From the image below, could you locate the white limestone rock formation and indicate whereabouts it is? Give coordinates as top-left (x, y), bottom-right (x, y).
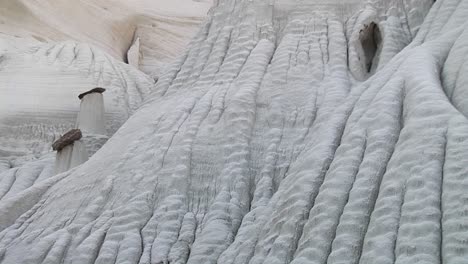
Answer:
top-left (76, 88), bottom-right (107, 135)
top-left (0, 0), bottom-right (211, 77)
top-left (127, 38), bottom-right (142, 69)
top-left (52, 129), bottom-right (88, 174)
top-left (74, 86), bottom-right (111, 158)
top-left (0, 40), bottom-right (154, 162)
top-left (0, 0), bottom-right (210, 167)
top-left (54, 141), bottom-right (88, 175)
top-left (3, 0), bottom-right (468, 264)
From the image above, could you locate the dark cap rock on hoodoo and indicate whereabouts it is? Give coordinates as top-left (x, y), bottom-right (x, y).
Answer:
top-left (52, 129), bottom-right (83, 151)
top-left (78, 87), bottom-right (106, 100)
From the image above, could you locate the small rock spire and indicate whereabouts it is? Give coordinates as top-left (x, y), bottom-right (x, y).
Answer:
top-left (75, 87), bottom-right (107, 134)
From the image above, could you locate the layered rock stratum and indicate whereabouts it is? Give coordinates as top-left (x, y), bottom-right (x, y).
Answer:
top-left (2, 0), bottom-right (468, 264)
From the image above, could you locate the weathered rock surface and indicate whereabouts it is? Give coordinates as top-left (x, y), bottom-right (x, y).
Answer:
top-left (0, 0), bottom-right (211, 76)
top-left (78, 88), bottom-right (106, 100)
top-left (0, 40), bottom-right (154, 160)
top-left (0, 0), bottom-right (210, 163)
top-left (2, 0), bottom-right (468, 264)
top-left (52, 129), bottom-right (82, 152)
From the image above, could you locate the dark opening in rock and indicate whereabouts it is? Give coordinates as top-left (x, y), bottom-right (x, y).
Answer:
top-left (359, 22), bottom-right (381, 73)
top-left (78, 87), bottom-right (106, 100)
top-left (52, 129), bottom-right (82, 151)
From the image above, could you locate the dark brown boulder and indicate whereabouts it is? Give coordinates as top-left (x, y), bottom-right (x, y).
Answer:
top-left (52, 129), bottom-right (82, 151)
top-left (78, 87), bottom-right (106, 100)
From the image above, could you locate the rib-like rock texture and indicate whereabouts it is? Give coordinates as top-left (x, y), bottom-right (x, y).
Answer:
top-left (2, 0), bottom-right (468, 264)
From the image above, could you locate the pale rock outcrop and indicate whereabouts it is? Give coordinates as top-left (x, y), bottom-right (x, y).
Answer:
top-left (52, 129), bottom-right (88, 174)
top-left (0, 40), bottom-right (154, 162)
top-left (53, 87), bottom-right (111, 174)
top-left (76, 88), bottom-right (107, 135)
top-left (0, 0), bottom-right (211, 76)
top-left (127, 38), bottom-right (141, 69)
top-left (0, 0), bottom-right (210, 164)
top-left (2, 1), bottom-right (468, 264)
top-left (55, 141), bottom-right (88, 175)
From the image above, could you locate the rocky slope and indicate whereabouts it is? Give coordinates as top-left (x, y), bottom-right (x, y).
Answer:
top-left (0, 40), bottom-right (154, 161)
top-left (2, 0), bottom-right (468, 264)
top-left (0, 0), bottom-right (211, 76)
top-left (0, 0), bottom-right (210, 165)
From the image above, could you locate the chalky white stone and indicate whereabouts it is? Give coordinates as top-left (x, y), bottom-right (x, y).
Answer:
top-left (76, 91), bottom-right (106, 135)
top-left (0, 41), bottom-right (154, 160)
top-left (0, 0), bottom-right (211, 76)
top-left (2, 0), bottom-right (468, 264)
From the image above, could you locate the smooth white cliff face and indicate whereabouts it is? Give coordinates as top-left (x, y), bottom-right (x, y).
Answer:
top-left (76, 93), bottom-right (106, 135)
top-left (3, 0), bottom-right (468, 264)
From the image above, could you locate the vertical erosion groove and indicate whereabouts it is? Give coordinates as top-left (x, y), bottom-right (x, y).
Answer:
top-left (359, 22), bottom-right (382, 73)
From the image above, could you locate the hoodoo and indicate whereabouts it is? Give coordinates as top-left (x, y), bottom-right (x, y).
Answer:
top-left (76, 87), bottom-right (107, 135)
top-left (53, 129), bottom-right (88, 174)
top-left (53, 87), bottom-right (109, 174)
